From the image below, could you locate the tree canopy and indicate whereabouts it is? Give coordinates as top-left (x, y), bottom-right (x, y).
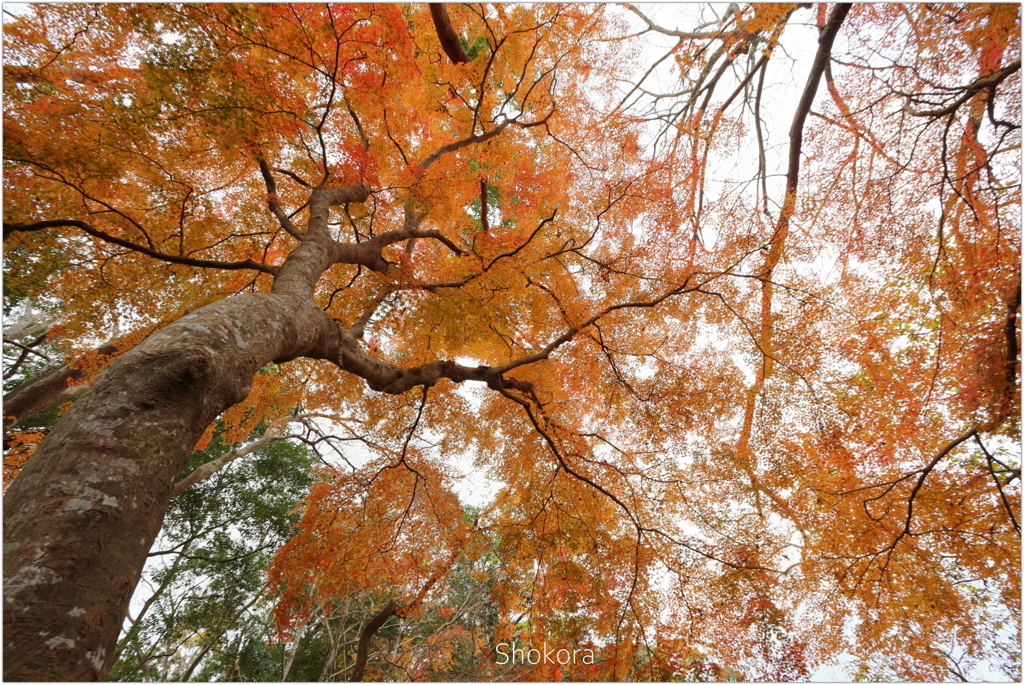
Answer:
top-left (2, 3), bottom-right (1020, 681)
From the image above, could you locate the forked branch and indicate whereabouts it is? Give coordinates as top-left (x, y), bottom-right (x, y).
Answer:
top-left (257, 159), bottom-right (305, 240)
top-left (902, 58), bottom-right (1021, 118)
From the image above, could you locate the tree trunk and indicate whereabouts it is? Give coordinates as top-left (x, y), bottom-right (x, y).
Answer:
top-left (281, 618), bottom-right (307, 681)
top-left (2, 292), bottom-right (336, 680)
top-left (350, 600), bottom-right (398, 682)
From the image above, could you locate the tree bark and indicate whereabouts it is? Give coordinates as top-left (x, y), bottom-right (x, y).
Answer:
top-left (3, 342), bottom-right (118, 433)
top-left (2, 293), bottom-right (336, 680)
top-left (350, 600), bottom-right (398, 682)
top-left (428, 4), bottom-right (471, 64)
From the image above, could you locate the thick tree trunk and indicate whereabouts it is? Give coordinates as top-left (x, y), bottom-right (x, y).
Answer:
top-left (2, 140), bottom-right (520, 683)
top-left (2, 292), bottom-right (335, 680)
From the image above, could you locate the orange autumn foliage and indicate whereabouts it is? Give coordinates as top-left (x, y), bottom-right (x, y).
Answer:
top-left (3, 3), bottom-right (1019, 681)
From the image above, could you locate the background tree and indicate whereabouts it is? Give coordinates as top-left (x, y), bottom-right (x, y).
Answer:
top-left (108, 425), bottom-right (315, 681)
top-left (3, 3), bottom-right (1019, 682)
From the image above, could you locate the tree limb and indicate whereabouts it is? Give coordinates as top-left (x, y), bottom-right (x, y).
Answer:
top-left (902, 58), bottom-right (1021, 118)
top-left (1004, 274), bottom-right (1020, 388)
top-left (883, 428), bottom-right (979, 553)
top-left (786, 3), bottom-right (851, 195)
top-left (3, 341), bottom-right (119, 433)
top-left (273, 167), bottom-right (311, 188)
top-left (257, 159), bottom-right (305, 240)
top-left (2, 220), bottom-right (280, 275)
top-left (619, 3), bottom-right (723, 40)
top-left (479, 178), bottom-right (490, 233)
top-left (171, 418), bottom-right (303, 496)
top-left (2, 334), bottom-right (51, 366)
top-left (418, 119), bottom-right (512, 170)
top-left (428, 4), bottom-right (471, 64)
top-left (350, 600), bottom-right (399, 681)
top-left (348, 539), bottom-right (465, 680)
top-left (974, 433), bottom-right (1021, 536)
top-left (333, 270), bottom-right (714, 396)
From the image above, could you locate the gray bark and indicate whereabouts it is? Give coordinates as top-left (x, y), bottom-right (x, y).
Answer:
top-left (3, 342), bottom-right (117, 433)
top-left (2, 292), bottom-right (336, 679)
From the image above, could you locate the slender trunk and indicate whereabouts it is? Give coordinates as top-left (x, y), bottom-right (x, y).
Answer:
top-left (178, 592), bottom-right (261, 682)
top-left (177, 640), bottom-right (216, 683)
top-left (318, 617), bottom-right (339, 682)
top-left (2, 292), bottom-right (336, 680)
top-left (350, 601), bottom-right (398, 682)
top-left (112, 536), bottom-right (195, 667)
top-left (281, 619), bottom-right (307, 681)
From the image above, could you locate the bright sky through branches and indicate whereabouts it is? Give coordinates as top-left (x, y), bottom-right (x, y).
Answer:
top-left (2, 3), bottom-right (1019, 681)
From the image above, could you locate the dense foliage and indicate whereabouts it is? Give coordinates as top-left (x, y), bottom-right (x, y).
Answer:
top-left (3, 3), bottom-right (1019, 681)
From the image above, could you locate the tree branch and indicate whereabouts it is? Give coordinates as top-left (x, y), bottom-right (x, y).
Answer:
top-left (1004, 275), bottom-right (1020, 388)
top-left (786, 3), bottom-right (851, 195)
top-left (428, 4), bottom-right (471, 64)
top-left (3, 341), bottom-right (119, 433)
top-left (273, 167), bottom-right (311, 188)
top-left (348, 535), bottom-right (466, 680)
top-left (3, 220), bottom-right (280, 275)
top-left (902, 58), bottom-right (1021, 118)
top-left (974, 433), bottom-right (1021, 536)
top-left (418, 119), bottom-right (512, 170)
top-left (2, 334), bottom-right (51, 366)
top-left (350, 600), bottom-right (399, 682)
top-left (479, 178), bottom-right (490, 233)
top-left (349, 289), bottom-right (394, 339)
top-left (883, 428), bottom-right (979, 553)
top-left (171, 418), bottom-right (303, 496)
top-left (333, 327), bottom-right (534, 396)
top-left (257, 159), bottom-right (305, 240)
top-left (619, 3), bottom-right (723, 40)
top-left (333, 271), bottom-right (711, 397)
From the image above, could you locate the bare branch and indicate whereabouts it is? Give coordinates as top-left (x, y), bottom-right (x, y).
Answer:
top-left (257, 159), bottom-right (305, 240)
top-left (345, 101), bottom-right (371, 152)
top-left (902, 58), bottom-right (1021, 118)
top-left (618, 3), bottom-right (723, 40)
top-left (172, 415), bottom-right (306, 495)
top-left (2, 334), bottom-right (51, 366)
top-left (3, 220), bottom-right (280, 275)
